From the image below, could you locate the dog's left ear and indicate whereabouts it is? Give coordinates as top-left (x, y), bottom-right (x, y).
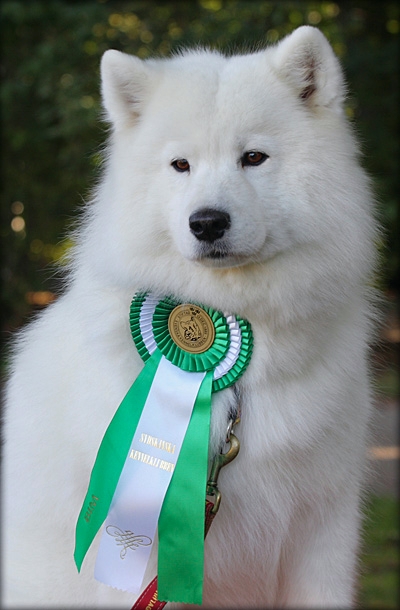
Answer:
top-left (272, 26), bottom-right (345, 113)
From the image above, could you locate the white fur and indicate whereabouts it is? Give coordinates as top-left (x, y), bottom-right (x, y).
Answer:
top-left (3, 27), bottom-right (376, 608)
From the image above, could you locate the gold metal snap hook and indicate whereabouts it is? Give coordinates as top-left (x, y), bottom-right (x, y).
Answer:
top-left (206, 432), bottom-right (240, 514)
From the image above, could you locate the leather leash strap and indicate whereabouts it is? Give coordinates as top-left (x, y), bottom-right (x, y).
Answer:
top-left (131, 499), bottom-right (217, 610)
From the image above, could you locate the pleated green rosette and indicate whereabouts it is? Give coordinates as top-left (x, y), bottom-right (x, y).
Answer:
top-left (130, 293), bottom-right (253, 392)
top-left (74, 292), bottom-right (253, 605)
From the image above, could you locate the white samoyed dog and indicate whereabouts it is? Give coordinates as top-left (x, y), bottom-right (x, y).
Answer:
top-left (3, 26), bottom-right (376, 609)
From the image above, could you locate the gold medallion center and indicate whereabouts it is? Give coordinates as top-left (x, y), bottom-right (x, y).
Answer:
top-left (168, 304), bottom-right (215, 354)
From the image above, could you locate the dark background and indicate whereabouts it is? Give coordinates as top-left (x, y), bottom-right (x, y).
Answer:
top-left (1, 0), bottom-right (399, 335)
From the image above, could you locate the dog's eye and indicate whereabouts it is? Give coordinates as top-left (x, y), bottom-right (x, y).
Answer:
top-left (241, 151), bottom-right (269, 167)
top-left (171, 158), bottom-right (190, 173)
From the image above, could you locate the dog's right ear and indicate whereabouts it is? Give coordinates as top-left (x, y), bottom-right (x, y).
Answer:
top-left (100, 50), bottom-right (151, 129)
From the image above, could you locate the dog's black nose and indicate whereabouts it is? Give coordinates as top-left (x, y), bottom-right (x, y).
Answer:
top-left (189, 208), bottom-right (231, 243)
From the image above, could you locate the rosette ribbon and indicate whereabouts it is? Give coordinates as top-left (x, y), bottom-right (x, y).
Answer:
top-left (74, 293), bottom-right (252, 604)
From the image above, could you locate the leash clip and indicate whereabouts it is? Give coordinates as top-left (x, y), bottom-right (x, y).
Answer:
top-left (206, 422), bottom-right (240, 515)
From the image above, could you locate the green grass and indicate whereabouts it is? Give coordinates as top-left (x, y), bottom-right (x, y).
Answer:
top-left (359, 495), bottom-right (399, 608)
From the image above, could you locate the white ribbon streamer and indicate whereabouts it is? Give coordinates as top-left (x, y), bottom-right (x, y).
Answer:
top-left (94, 356), bottom-right (206, 593)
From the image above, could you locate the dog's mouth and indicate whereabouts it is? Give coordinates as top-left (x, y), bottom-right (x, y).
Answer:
top-left (206, 249), bottom-right (229, 260)
top-left (196, 239), bottom-right (232, 260)
top-left (199, 242), bottom-right (230, 261)
top-left (193, 243), bottom-right (252, 268)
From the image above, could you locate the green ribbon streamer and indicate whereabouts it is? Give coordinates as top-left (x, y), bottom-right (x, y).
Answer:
top-left (75, 348), bottom-right (213, 604)
top-left (74, 350), bottom-right (162, 571)
top-left (158, 371), bottom-right (213, 604)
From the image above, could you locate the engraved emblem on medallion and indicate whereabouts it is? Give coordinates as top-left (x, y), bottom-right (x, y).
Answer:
top-left (168, 304), bottom-right (215, 353)
top-left (106, 525), bottom-right (152, 559)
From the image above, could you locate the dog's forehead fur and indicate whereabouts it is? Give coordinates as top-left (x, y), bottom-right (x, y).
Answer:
top-left (143, 55), bottom-right (300, 143)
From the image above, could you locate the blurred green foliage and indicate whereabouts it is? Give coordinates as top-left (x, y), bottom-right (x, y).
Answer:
top-left (360, 495), bottom-right (399, 608)
top-left (1, 0), bottom-right (399, 334)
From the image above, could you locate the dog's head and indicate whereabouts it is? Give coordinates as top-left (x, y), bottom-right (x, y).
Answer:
top-left (84, 27), bottom-right (374, 315)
